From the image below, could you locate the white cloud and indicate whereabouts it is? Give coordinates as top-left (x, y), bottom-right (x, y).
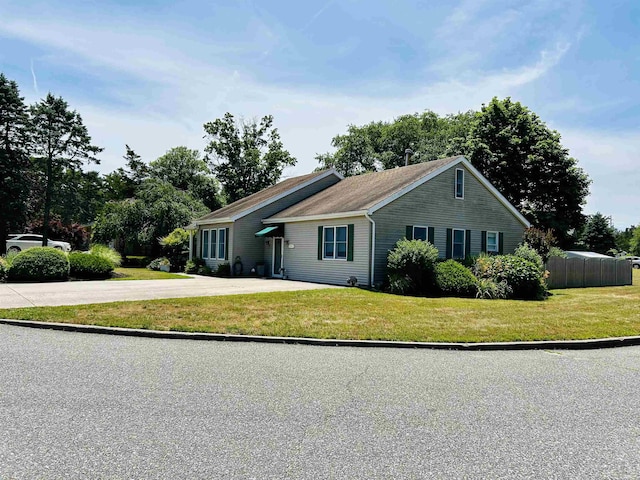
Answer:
top-left (560, 128), bottom-right (640, 228)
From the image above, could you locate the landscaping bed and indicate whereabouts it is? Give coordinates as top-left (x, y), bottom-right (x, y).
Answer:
top-left (0, 271), bottom-right (637, 343)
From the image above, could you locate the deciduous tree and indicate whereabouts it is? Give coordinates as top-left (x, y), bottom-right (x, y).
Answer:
top-left (204, 113), bottom-right (296, 203)
top-left (464, 98), bottom-right (590, 247)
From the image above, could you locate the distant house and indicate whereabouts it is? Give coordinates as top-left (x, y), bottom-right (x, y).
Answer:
top-left (190, 156), bottom-right (530, 286)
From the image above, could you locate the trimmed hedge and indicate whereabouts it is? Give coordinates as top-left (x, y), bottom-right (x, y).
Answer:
top-left (69, 252), bottom-right (114, 279)
top-left (435, 260), bottom-right (477, 297)
top-left (8, 247), bottom-right (70, 282)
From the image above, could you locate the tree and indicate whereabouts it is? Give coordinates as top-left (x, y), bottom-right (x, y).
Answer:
top-left (0, 74), bottom-right (31, 254)
top-left (614, 225), bottom-right (636, 254)
top-left (464, 98), bottom-right (591, 247)
top-left (316, 110), bottom-right (475, 176)
top-left (29, 93), bottom-right (102, 245)
top-left (580, 212), bottom-right (616, 254)
top-left (92, 179), bottom-right (208, 255)
top-left (522, 227), bottom-right (558, 262)
top-left (204, 113), bottom-right (296, 203)
top-left (149, 146), bottom-right (224, 210)
top-left (629, 226), bottom-right (640, 256)
top-left (104, 145), bottom-right (148, 201)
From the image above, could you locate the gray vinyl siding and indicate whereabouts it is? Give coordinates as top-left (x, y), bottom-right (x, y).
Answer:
top-left (280, 216), bottom-right (371, 286)
top-left (198, 223), bottom-right (233, 271)
top-left (371, 165), bottom-right (527, 284)
top-left (198, 174), bottom-right (340, 275)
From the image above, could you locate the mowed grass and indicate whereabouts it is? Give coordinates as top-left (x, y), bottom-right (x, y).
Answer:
top-left (1, 270), bottom-right (638, 343)
top-left (108, 267), bottom-right (190, 281)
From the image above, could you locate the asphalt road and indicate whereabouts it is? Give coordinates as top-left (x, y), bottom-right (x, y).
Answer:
top-left (1, 325), bottom-right (639, 479)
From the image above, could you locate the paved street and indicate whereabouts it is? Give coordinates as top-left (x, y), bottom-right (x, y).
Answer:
top-left (1, 324), bottom-right (640, 479)
top-left (0, 276), bottom-right (339, 308)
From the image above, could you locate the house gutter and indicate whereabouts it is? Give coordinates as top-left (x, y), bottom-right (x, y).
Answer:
top-left (365, 213), bottom-right (376, 287)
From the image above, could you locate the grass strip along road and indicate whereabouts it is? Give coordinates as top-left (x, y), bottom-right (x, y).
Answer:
top-left (1, 271), bottom-right (638, 343)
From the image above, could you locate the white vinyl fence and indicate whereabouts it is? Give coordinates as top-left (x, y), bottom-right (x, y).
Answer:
top-left (545, 257), bottom-right (633, 289)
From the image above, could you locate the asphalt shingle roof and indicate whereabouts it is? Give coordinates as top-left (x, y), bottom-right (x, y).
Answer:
top-left (195, 170), bottom-right (335, 222)
top-left (267, 156), bottom-right (462, 219)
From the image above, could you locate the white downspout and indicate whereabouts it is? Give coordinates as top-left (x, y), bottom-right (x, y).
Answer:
top-left (365, 213), bottom-right (376, 287)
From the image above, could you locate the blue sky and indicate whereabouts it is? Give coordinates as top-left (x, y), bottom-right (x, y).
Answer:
top-left (1, 0), bottom-right (638, 228)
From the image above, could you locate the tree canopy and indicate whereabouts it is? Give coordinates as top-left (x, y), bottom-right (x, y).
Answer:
top-left (204, 113), bottom-right (296, 203)
top-left (149, 146), bottom-right (224, 211)
top-left (579, 212), bottom-right (616, 254)
top-left (0, 74), bottom-right (31, 254)
top-left (29, 93), bottom-right (102, 244)
top-left (463, 98), bottom-right (590, 247)
top-left (316, 98), bottom-right (590, 247)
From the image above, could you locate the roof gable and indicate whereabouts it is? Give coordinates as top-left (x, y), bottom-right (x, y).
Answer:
top-left (265, 156), bottom-right (530, 228)
top-left (195, 169), bottom-right (342, 224)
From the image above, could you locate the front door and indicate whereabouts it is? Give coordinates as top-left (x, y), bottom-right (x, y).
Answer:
top-left (272, 237), bottom-right (284, 277)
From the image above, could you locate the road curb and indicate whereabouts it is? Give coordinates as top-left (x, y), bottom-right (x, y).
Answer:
top-left (2, 318), bottom-right (640, 350)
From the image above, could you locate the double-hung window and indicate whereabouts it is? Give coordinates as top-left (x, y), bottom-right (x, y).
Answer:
top-left (486, 231), bottom-right (498, 253)
top-left (413, 226), bottom-right (427, 241)
top-left (452, 229), bottom-right (465, 259)
top-left (323, 226), bottom-right (347, 260)
top-left (217, 228), bottom-right (226, 260)
top-left (202, 230), bottom-right (210, 259)
top-left (455, 168), bottom-right (464, 199)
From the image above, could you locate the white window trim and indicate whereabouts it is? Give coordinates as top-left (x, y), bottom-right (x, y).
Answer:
top-left (486, 231), bottom-right (499, 253)
top-left (455, 168), bottom-right (464, 199)
top-left (452, 228), bottom-right (466, 259)
top-left (412, 225), bottom-right (428, 242)
top-left (323, 225), bottom-right (348, 261)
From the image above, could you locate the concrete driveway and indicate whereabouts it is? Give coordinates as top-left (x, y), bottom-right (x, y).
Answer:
top-left (0, 276), bottom-right (340, 308)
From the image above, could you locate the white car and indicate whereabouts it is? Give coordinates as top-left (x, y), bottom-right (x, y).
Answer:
top-left (629, 256), bottom-right (640, 269)
top-left (6, 234), bottom-right (72, 253)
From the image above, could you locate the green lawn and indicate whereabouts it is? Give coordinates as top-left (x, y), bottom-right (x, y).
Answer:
top-left (108, 267), bottom-right (191, 281)
top-left (1, 270), bottom-right (638, 343)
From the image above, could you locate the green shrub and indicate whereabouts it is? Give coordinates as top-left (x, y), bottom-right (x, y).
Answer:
top-left (185, 258), bottom-right (205, 274)
top-left (147, 257), bottom-right (170, 271)
top-left (3, 250), bottom-right (18, 267)
top-left (474, 254), bottom-right (547, 300)
top-left (514, 243), bottom-right (544, 273)
top-left (475, 278), bottom-right (513, 300)
top-left (89, 244), bottom-right (122, 267)
top-left (387, 239), bottom-right (439, 295)
top-left (548, 246), bottom-right (567, 259)
top-left (160, 228), bottom-right (189, 272)
top-left (215, 262), bottom-right (231, 277)
top-left (435, 260), bottom-right (477, 297)
top-left (0, 257), bottom-right (8, 282)
top-left (197, 265), bottom-right (212, 276)
top-left (69, 252), bottom-right (114, 279)
top-left (8, 247), bottom-right (70, 282)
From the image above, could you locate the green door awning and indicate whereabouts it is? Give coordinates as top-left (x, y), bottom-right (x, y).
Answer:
top-left (255, 225), bottom-right (283, 237)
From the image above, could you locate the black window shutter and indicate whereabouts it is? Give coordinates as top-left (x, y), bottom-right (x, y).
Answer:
top-left (224, 228), bottom-right (229, 260)
top-left (465, 230), bottom-right (471, 258)
top-left (317, 226), bottom-right (323, 260)
top-left (481, 231), bottom-right (487, 253)
top-left (347, 224), bottom-right (354, 261)
top-left (446, 228), bottom-right (452, 259)
top-left (499, 232), bottom-right (504, 254)
top-left (428, 227), bottom-right (435, 244)
top-left (405, 225), bottom-right (413, 240)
